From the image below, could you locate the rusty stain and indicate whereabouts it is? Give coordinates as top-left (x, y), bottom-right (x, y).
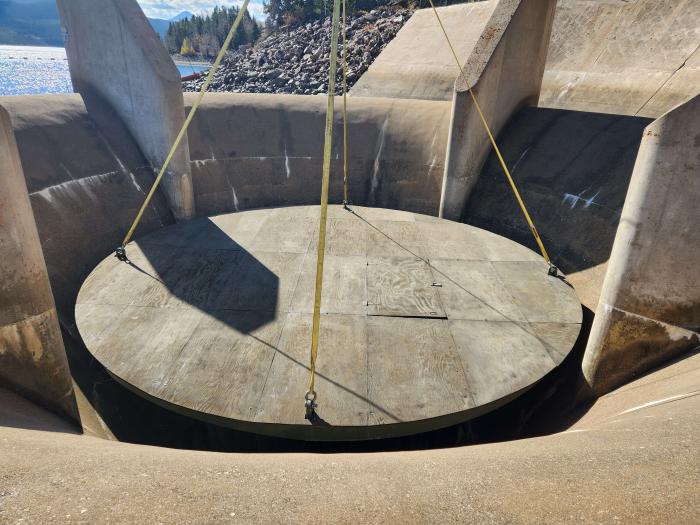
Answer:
top-left (621, 296), bottom-right (700, 333)
top-left (593, 310), bottom-right (700, 396)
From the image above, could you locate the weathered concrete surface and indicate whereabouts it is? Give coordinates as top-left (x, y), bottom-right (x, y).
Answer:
top-left (0, 105), bottom-right (78, 423)
top-left (0, 95), bottom-right (173, 321)
top-left (186, 93), bottom-right (451, 216)
top-left (1, 94), bottom-right (173, 437)
top-left (75, 206), bottom-right (580, 440)
top-left (581, 94), bottom-right (700, 397)
top-left (440, 0), bottom-right (556, 219)
top-left (463, 106), bottom-right (651, 311)
top-left (351, 3), bottom-right (496, 100)
top-left (541, 0), bottom-right (700, 118)
top-left (56, 0), bottom-right (195, 220)
top-left (1, 351), bottom-right (697, 523)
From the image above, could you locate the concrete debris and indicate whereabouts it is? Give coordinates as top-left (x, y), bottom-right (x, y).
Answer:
top-left (183, 6), bottom-right (411, 95)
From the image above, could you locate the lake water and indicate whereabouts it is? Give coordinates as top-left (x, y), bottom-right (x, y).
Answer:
top-left (0, 45), bottom-right (207, 96)
top-left (0, 45), bottom-right (72, 96)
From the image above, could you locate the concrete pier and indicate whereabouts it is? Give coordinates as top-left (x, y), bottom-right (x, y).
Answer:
top-left (351, 3), bottom-right (497, 101)
top-left (582, 94), bottom-right (700, 396)
top-left (439, 0), bottom-right (556, 220)
top-left (57, 0), bottom-right (195, 220)
top-left (0, 106), bottom-right (78, 423)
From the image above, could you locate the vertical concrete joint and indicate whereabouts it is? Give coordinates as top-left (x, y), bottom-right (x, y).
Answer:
top-left (57, 0), bottom-right (194, 221)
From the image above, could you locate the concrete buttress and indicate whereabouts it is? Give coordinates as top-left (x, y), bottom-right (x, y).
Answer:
top-left (582, 94), bottom-right (700, 397)
top-left (0, 106), bottom-right (79, 423)
top-left (56, 0), bottom-right (195, 221)
top-left (439, 0), bottom-right (557, 220)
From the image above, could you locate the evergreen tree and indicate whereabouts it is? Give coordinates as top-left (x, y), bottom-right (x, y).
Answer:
top-left (165, 5), bottom-right (262, 57)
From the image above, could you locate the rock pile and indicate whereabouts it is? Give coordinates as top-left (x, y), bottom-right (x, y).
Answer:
top-left (183, 5), bottom-right (411, 95)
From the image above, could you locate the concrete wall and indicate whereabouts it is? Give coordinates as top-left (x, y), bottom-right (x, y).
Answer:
top-left (1, 93), bottom-right (450, 316)
top-left (186, 93), bottom-right (451, 216)
top-left (0, 105), bottom-right (78, 423)
top-left (0, 95), bottom-right (174, 321)
top-left (56, 0), bottom-right (195, 220)
top-left (351, 3), bottom-right (496, 101)
top-left (440, 0), bottom-right (556, 219)
top-left (541, 0), bottom-right (700, 118)
top-left (462, 106), bottom-right (650, 311)
top-left (582, 94), bottom-right (700, 397)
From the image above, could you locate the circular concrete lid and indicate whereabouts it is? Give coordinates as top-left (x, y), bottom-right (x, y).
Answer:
top-left (76, 205), bottom-right (582, 440)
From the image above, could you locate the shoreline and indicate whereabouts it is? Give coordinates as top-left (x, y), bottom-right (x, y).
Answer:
top-left (1, 44), bottom-right (212, 66)
top-left (173, 60), bottom-right (212, 67)
top-left (171, 55), bottom-right (213, 67)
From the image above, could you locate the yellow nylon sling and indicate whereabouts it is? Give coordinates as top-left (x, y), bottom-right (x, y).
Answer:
top-left (117, 0), bottom-right (251, 258)
top-left (426, 0), bottom-right (554, 270)
top-left (305, 0), bottom-right (343, 418)
top-left (342, 0), bottom-right (349, 206)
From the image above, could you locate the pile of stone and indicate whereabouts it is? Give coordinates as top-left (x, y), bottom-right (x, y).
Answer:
top-left (183, 5), bottom-right (411, 95)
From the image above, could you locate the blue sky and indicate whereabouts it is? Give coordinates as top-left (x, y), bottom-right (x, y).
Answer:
top-left (138, 1), bottom-right (266, 20)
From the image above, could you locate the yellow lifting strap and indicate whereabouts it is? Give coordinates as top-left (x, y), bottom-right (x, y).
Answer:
top-left (305, 0), bottom-right (343, 419)
top-left (341, 0), bottom-right (349, 206)
top-left (117, 0), bottom-right (251, 257)
top-left (426, 0), bottom-right (553, 269)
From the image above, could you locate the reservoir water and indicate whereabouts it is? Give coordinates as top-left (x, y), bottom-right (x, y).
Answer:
top-left (0, 45), bottom-right (72, 96)
top-left (0, 45), bottom-right (207, 96)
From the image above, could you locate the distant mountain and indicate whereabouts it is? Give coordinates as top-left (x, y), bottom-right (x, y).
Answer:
top-left (0, 0), bottom-right (63, 46)
top-left (148, 11), bottom-right (194, 40)
top-left (0, 1), bottom-right (194, 47)
top-left (170, 11), bottom-right (194, 22)
top-left (147, 17), bottom-right (170, 39)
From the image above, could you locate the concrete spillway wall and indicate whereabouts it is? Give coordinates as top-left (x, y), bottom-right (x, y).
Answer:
top-left (0, 95), bottom-right (174, 321)
top-left (462, 95), bottom-right (700, 397)
top-left (186, 93), bottom-right (450, 216)
top-left (462, 106), bottom-right (651, 310)
top-left (355, 0), bottom-right (700, 119)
